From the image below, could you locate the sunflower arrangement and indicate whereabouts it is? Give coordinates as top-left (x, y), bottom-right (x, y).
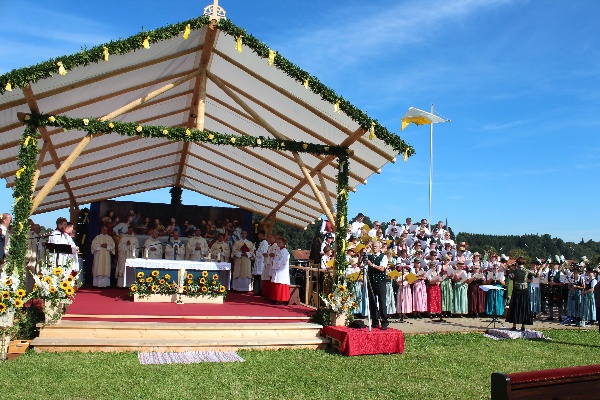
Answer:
top-left (30, 256), bottom-right (80, 310)
top-left (129, 270), bottom-right (177, 298)
top-left (0, 272), bottom-right (25, 317)
top-left (183, 271), bottom-right (227, 298)
top-left (320, 278), bottom-right (356, 316)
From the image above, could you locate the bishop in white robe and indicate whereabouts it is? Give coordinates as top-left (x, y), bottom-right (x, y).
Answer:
top-left (164, 231), bottom-right (185, 260)
top-left (91, 226), bottom-right (116, 287)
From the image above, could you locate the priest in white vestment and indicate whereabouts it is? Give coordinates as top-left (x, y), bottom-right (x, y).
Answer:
top-left (186, 228), bottom-right (209, 261)
top-left (143, 229), bottom-right (163, 260)
top-left (231, 231), bottom-right (254, 292)
top-left (91, 225), bottom-right (116, 287)
top-left (253, 231), bottom-right (268, 295)
top-left (164, 231), bottom-right (185, 260)
top-left (210, 233), bottom-right (230, 262)
top-left (116, 226), bottom-right (139, 287)
top-left (270, 237), bottom-right (290, 303)
top-left (261, 234), bottom-right (278, 297)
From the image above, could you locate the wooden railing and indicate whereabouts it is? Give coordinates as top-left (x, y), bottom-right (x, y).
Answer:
top-left (289, 264), bottom-right (331, 309)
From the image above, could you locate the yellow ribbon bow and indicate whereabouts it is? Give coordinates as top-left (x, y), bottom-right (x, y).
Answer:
top-left (57, 61), bottom-right (66, 76)
top-left (334, 101), bottom-right (341, 114)
top-left (5, 81), bottom-right (11, 91)
top-left (304, 78), bottom-right (309, 89)
top-left (236, 36), bottom-right (243, 53)
top-left (183, 24), bottom-right (191, 40)
top-left (369, 123), bottom-right (376, 140)
top-left (24, 136), bottom-right (31, 146)
top-left (143, 36), bottom-right (150, 49)
top-left (13, 196), bottom-right (22, 206)
top-left (15, 166), bottom-right (26, 179)
top-left (402, 148), bottom-right (409, 162)
top-left (268, 49), bottom-right (276, 66)
top-left (185, 129), bottom-right (191, 137)
top-left (103, 47), bottom-right (109, 61)
top-left (339, 215), bottom-right (345, 228)
top-left (338, 188), bottom-right (347, 199)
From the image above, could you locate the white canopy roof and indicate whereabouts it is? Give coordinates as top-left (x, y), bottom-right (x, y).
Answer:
top-left (0, 17), bottom-right (412, 228)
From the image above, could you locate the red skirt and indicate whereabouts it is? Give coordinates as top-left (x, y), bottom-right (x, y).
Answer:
top-left (269, 283), bottom-right (290, 302)
top-left (427, 284), bottom-right (442, 314)
top-left (262, 280), bottom-right (271, 297)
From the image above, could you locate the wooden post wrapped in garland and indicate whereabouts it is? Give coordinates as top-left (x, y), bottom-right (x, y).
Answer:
top-left (333, 154), bottom-right (350, 285)
top-left (7, 125), bottom-right (40, 283)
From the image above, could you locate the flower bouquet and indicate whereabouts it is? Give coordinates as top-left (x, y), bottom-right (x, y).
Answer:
top-left (30, 256), bottom-right (80, 322)
top-left (320, 279), bottom-right (356, 326)
top-left (183, 271), bottom-right (227, 299)
top-left (0, 272), bottom-right (25, 326)
top-left (129, 270), bottom-right (178, 299)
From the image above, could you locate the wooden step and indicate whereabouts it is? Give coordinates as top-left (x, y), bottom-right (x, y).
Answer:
top-left (31, 336), bottom-right (330, 352)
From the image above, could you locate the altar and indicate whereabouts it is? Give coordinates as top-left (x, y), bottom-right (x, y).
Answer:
top-left (124, 258), bottom-right (231, 289)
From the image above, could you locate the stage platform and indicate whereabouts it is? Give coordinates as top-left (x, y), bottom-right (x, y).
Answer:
top-left (32, 287), bottom-right (328, 353)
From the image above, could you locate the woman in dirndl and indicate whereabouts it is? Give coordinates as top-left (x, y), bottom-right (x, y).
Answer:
top-left (506, 257), bottom-right (534, 331)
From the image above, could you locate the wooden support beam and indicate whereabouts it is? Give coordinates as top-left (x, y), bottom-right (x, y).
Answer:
top-left (206, 70), bottom-right (336, 225)
top-left (31, 140), bottom-right (49, 193)
top-left (317, 171), bottom-right (336, 230)
top-left (27, 68), bottom-right (204, 213)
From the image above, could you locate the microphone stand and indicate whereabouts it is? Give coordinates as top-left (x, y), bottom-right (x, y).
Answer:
top-left (362, 253), bottom-right (372, 332)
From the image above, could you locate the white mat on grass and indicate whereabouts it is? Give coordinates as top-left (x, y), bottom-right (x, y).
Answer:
top-left (484, 328), bottom-right (549, 341)
top-left (138, 351), bottom-right (245, 364)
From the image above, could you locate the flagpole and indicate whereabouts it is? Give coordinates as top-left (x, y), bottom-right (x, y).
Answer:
top-left (429, 103), bottom-right (434, 232)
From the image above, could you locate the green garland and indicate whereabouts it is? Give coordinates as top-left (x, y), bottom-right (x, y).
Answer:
top-left (333, 154), bottom-right (350, 283)
top-left (23, 113), bottom-right (351, 157)
top-left (6, 125), bottom-right (40, 285)
top-left (0, 15), bottom-right (414, 157)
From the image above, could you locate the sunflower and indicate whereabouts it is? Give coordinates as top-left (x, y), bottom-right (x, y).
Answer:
top-left (130, 285), bottom-right (137, 292)
top-left (201, 271), bottom-right (209, 277)
top-left (201, 286), bottom-right (208, 293)
top-left (139, 278), bottom-right (145, 283)
top-left (137, 271), bottom-right (145, 278)
top-left (65, 287), bottom-right (75, 296)
top-left (212, 274), bottom-right (219, 281)
top-left (182, 285), bottom-right (188, 292)
top-left (338, 285), bottom-right (347, 293)
top-left (16, 289), bottom-right (26, 297)
top-left (187, 273), bottom-right (194, 279)
top-left (352, 302), bottom-right (357, 308)
top-left (44, 277), bottom-right (52, 283)
top-left (32, 283), bottom-right (38, 291)
top-left (49, 287), bottom-right (57, 293)
top-left (14, 298), bottom-right (24, 308)
top-left (187, 279), bottom-right (193, 284)
top-left (159, 279), bottom-right (165, 285)
top-left (60, 281), bottom-right (69, 289)
top-left (212, 280), bottom-right (217, 285)
top-left (199, 277), bottom-right (206, 285)
top-left (164, 274), bottom-right (171, 280)
top-left (151, 285), bottom-right (158, 292)
top-left (219, 285), bottom-right (226, 293)
top-left (151, 270), bottom-right (159, 277)
top-left (169, 283), bottom-right (176, 289)
top-left (1, 291), bottom-right (9, 300)
top-left (0, 304), bottom-right (6, 313)
top-left (146, 277), bottom-right (153, 283)
top-left (4, 279), bottom-right (13, 286)
top-left (67, 276), bottom-right (74, 282)
top-left (341, 296), bottom-right (347, 303)
top-left (53, 268), bottom-right (62, 276)
top-left (327, 293), bottom-right (334, 301)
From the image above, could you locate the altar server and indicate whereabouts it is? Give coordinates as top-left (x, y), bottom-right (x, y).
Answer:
top-left (186, 228), bottom-right (209, 261)
top-left (116, 226), bottom-right (138, 287)
top-left (269, 237), bottom-right (290, 304)
top-left (231, 231), bottom-right (254, 292)
top-left (261, 234), bottom-right (277, 297)
top-left (91, 225), bottom-right (115, 287)
top-left (143, 229), bottom-right (163, 260)
top-left (253, 231), bottom-right (268, 295)
top-left (164, 231), bottom-right (185, 261)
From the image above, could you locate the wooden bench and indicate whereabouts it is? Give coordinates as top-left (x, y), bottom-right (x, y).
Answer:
top-left (491, 364), bottom-right (600, 400)
top-left (288, 284), bottom-right (300, 306)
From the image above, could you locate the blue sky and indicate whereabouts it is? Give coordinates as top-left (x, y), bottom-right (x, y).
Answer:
top-left (1, 0), bottom-right (599, 243)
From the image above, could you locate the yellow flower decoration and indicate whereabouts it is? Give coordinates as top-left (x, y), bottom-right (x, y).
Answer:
top-left (334, 100), bottom-right (341, 114)
top-left (15, 299), bottom-right (23, 308)
top-left (338, 285), bottom-right (347, 293)
top-left (44, 277), bottom-right (52, 284)
top-left (212, 274), bottom-right (219, 281)
top-left (136, 125), bottom-right (143, 132)
top-left (201, 286), bottom-right (208, 293)
top-left (235, 35), bottom-right (243, 53)
top-left (327, 293), bottom-right (334, 300)
top-left (200, 277), bottom-right (206, 285)
top-left (302, 143), bottom-right (308, 149)
top-left (57, 61), bottom-right (66, 76)
top-left (139, 279), bottom-right (145, 283)
top-left (137, 271), bottom-right (145, 278)
top-left (0, 304), bottom-right (6, 313)
top-left (60, 281), bottom-right (69, 289)
top-left (159, 279), bottom-right (165, 285)
top-left (202, 271), bottom-right (209, 277)
top-left (169, 283), bottom-right (175, 289)
top-left (146, 277), bottom-right (153, 283)
top-left (187, 279), bottom-right (193, 284)
top-left (208, 133), bottom-right (214, 140)
top-left (304, 78), bottom-right (309, 89)
top-left (142, 36), bottom-right (150, 49)
top-left (182, 285), bottom-right (188, 292)
top-left (4, 279), bottom-right (13, 286)
top-left (151, 270), bottom-right (159, 277)
top-left (83, 118), bottom-right (89, 126)
top-left (402, 148), bottom-right (409, 162)
top-left (131, 285), bottom-right (137, 292)
top-left (162, 129), bottom-right (169, 135)
top-left (15, 167), bottom-right (26, 179)
top-left (212, 280), bottom-right (217, 285)
top-left (151, 285), bottom-right (158, 292)
top-left (230, 137), bottom-right (236, 143)
top-left (53, 267), bottom-right (62, 276)
top-left (65, 287), bottom-right (74, 296)
top-left (185, 129), bottom-right (191, 137)
top-left (1, 291), bottom-right (9, 300)
top-left (164, 274), bottom-right (171, 280)
top-left (187, 273), bottom-right (193, 279)
top-left (256, 138), bottom-right (261, 145)
top-left (32, 284), bottom-right (38, 291)
top-left (108, 122), bottom-right (115, 129)
top-left (24, 114), bottom-right (30, 121)
top-left (103, 47), bottom-right (109, 61)
top-left (5, 81), bottom-right (12, 91)
top-left (268, 49), bottom-right (276, 66)
top-left (219, 285), bottom-right (226, 293)
top-left (24, 136), bottom-right (31, 146)
top-left (369, 122), bottom-right (376, 140)
top-left (183, 24), bottom-right (191, 40)
top-left (49, 287), bottom-right (57, 293)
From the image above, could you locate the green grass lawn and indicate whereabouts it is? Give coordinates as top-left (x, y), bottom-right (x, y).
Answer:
top-left (1, 329), bottom-right (599, 399)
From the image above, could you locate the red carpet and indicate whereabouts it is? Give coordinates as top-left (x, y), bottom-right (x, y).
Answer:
top-left (322, 326), bottom-right (405, 356)
top-left (64, 287), bottom-right (314, 323)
